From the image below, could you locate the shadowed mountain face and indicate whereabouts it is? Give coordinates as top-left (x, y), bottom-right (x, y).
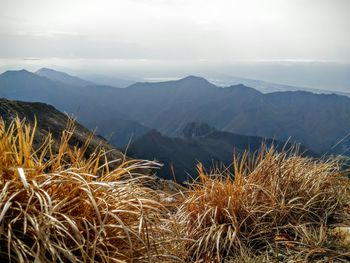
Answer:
top-left (127, 122), bottom-right (309, 182)
top-left (85, 117), bottom-right (150, 148)
top-left (0, 98), bottom-right (124, 161)
top-left (112, 77), bottom-right (350, 154)
top-left (1, 70), bottom-right (350, 155)
top-left (182, 122), bottom-right (215, 138)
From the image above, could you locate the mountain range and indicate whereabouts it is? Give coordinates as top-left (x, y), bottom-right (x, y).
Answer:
top-left (0, 69), bottom-right (147, 147)
top-left (211, 75), bottom-right (350, 97)
top-left (127, 122), bottom-right (310, 182)
top-left (1, 68), bottom-right (350, 157)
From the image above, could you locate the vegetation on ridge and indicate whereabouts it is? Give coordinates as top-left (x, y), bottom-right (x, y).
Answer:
top-left (174, 148), bottom-right (350, 262)
top-left (0, 118), bottom-right (173, 262)
top-left (0, 117), bottom-right (349, 262)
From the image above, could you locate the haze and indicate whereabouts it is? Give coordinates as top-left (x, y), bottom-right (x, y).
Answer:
top-left (1, 0), bottom-right (350, 91)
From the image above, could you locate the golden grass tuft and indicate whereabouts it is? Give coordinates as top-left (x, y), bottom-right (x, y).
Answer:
top-left (1, 117), bottom-right (349, 262)
top-left (175, 147), bottom-right (350, 262)
top-left (0, 118), bottom-right (176, 262)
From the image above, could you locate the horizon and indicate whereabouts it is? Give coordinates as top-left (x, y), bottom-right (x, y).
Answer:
top-left (1, 0), bottom-right (350, 91)
top-left (2, 66), bottom-right (350, 97)
top-left (1, 62), bottom-right (350, 93)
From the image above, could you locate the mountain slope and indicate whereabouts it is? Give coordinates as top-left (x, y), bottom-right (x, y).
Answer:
top-left (87, 117), bottom-right (150, 148)
top-left (0, 98), bottom-right (183, 192)
top-left (0, 69), bottom-right (112, 122)
top-left (0, 98), bottom-right (124, 161)
top-left (113, 77), bottom-right (350, 154)
top-left (36, 67), bottom-right (94, 87)
top-left (127, 122), bottom-right (304, 182)
top-left (0, 70), bottom-right (147, 146)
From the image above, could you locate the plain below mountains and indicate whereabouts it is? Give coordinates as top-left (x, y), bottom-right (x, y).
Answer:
top-left (1, 68), bottom-right (350, 156)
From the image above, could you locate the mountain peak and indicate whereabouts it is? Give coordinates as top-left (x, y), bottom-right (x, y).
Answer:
top-left (36, 67), bottom-right (52, 71)
top-left (36, 67), bottom-right (57, 74)
top-left (2, 69), bottom-right (31, 75)
top-left (180, 75), bottom-right (210, 83)
top-left (225, 83), bottom-right (262, 95)
top-left (36, 67), bottom-right (93, 86)
top-left (1, 69), bottom-right (38, 79)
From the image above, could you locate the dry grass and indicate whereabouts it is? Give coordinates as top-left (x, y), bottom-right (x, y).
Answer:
top-left (0, 118), bottom-right (176, 263)
top-left (174, 147), bottom-right (350, 262)
top-left (1, 117), bottom-right (349, 263)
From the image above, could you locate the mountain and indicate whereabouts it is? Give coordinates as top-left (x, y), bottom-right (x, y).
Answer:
top-left (182, 122), bottom-right (215, 138)
top-left (209, 75), bottom-right (350, 97)
top-left (2, 70), bottom-right (350, 155)
top-left (0, 69), bottom-right (146, 147)
top-left (36, 67), bottom-right (94, 87)
top-left (0, 69), bottom-right (126, 125)
top-left (0, 97), bottom-right (183, 192)
top-left (127, 122), bottom-right (306, 182)
top-left (110, 76), bottom-right (350, 154)
top-left (86, 117), bottom-right (150, 148)
top-left (0, 98), bottom-right (124, 161)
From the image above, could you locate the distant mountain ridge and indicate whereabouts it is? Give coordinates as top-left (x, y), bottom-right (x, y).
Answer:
top-left (127, 122), bottom-right (310, 182)
top-left (1, 69), bottom-right (350, 155)
top-left (36, 67), bottom-right (94, 87)
top-left (0, 69), bottom-right (146, 147)
top-left (209, 75), bottom-right (350, 97)
top-left (110, 76), bottom-right (350, 154)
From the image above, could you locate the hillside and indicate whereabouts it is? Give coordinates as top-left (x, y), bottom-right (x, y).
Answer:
top-left (0, 98), bottom-right (124, 161)
top-left (85, 117), bottom-right (150, 148)
top-left (126, 122), bottom-right (306, 182)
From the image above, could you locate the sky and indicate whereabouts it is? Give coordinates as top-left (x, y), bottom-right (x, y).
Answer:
top-left (0, 0), bottom-right (350, 90)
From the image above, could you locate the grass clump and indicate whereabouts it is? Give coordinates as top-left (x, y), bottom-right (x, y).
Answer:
top-left (1, 117), bottom-right (349, 263)
top-left (175, 147), bottom-right (350, 262)
top-left (0, 118), bottom-right (174, 262)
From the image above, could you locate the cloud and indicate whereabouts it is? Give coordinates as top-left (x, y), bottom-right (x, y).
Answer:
top-left (12, 30), bottom-right (83, 38)
top-left (23, 57), bottom-right (41, 61)
top-left (0, 0), bottom-right (349, 62)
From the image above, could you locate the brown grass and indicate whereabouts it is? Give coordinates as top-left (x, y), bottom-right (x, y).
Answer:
top-left (0, 118), bottom-right (177, 262)
top-left (1, 117), bottom-right (349, 262)
top-left (174, 147), bottom-right (350, 262)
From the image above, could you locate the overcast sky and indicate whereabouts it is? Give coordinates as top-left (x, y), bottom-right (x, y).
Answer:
top-left (0, 0), bottom-right (350, 89)
top-left (1, 0), bottom-right (349, 61)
